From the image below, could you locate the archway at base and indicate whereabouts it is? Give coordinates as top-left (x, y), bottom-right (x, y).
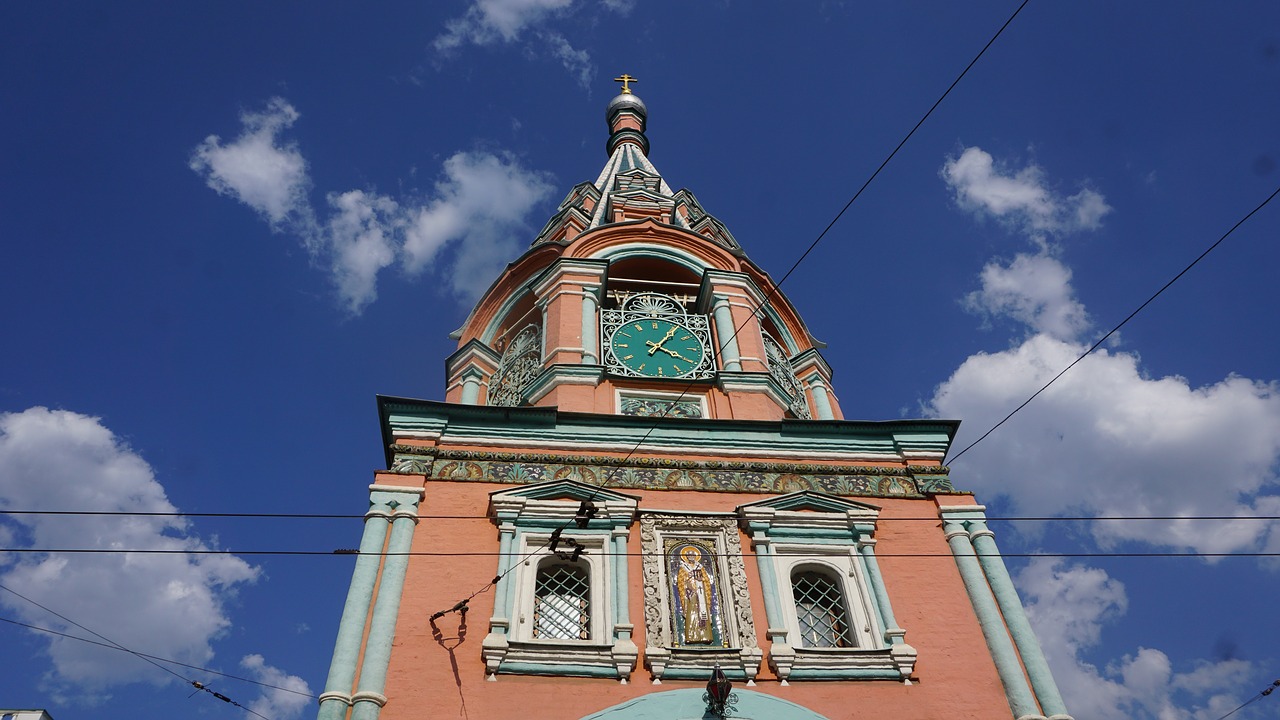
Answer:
top-left (579, 688), bottom-right (832, 720)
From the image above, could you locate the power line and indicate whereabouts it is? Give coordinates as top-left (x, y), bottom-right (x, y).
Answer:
top-left (1214, 677), bottom-right (1279, 720)
top-left (0, 615), bottom-right (317, 699)
top-left (947, 181), bottom-right (1280, 466)
top-left (0, 583), bottom-right (273, 720)
top-left (3, 547), bottom-right (1276, 559)
top-left (4, 509), bottom-right (1278, 522)
top-left (427, 0), bottom-right (1033, 619)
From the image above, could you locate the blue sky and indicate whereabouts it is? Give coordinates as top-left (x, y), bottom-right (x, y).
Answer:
top-left (2, 2), bottom-right (1278, 719)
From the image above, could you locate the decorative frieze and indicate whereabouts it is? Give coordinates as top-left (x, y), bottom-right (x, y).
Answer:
top-left (389, 445), bottom-right (954, 497)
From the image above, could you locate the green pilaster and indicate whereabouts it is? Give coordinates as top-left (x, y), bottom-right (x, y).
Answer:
top-left (349, 490), bottom-right (421, 720)
top-left (856, 541), bottom-right (899, 643)
top-left (317, 497), bottom-right (393, 720)
top-left (944, 520), bottom-right (1042, 720)
top-left (971, 523), bottom-right (1072, 719)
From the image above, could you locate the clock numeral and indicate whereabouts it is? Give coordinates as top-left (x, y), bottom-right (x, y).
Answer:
top-left (658, 367), bottom-right (665, 376)
top-left (674, 365), bottom-right (683, 373)
top-left (615, 343), bottom-right (628, 348)
top-left (634, 323), bottom-right (644, 332)
top-left (638, 363), bottom-right (645, 371)
top-left (622, 354), bottom-right (634, 360)
top-left (619, 331), bottom-right (631, 338)
top-left (679, 335), bottom-right (691, 341)
top-left (651, 321), bottom-right (659, 330)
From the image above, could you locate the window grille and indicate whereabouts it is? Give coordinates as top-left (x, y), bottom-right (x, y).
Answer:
top-left (792, 570), bottom-right (854, 648)
top-left (533, 561), bottom-right (590, 640)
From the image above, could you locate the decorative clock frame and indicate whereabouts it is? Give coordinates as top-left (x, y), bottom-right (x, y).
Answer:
top-left (601, 293), bottom-right (715, 380)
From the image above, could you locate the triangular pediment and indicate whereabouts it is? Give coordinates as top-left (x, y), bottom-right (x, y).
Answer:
top-left (737, 490), bottom-right (880, 515)
top-left (489, 478), bottom-right (640, 505)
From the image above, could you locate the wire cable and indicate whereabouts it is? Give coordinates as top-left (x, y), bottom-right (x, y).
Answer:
top-left (947, 182), bottom-right (1280, 465)
top-left (0, 615), bottom-right (317, 699)
top-left (427, 0), bottom-right (1033, 619)
top-left (3, 510), bottom-right (1277, 522)
top-left (1214, 677), bottom-right (1279, 720)
top-left (0, 583), bottom-right (273, 719)
top-left (4, 547), bottom-right (1276, 559)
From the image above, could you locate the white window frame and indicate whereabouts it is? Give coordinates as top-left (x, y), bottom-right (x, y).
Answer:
top-left (772, 547), bottom-right (882, 651)
top-left (481, 482), bottom-right (640, 682)
top-left (510, 532), bottom-right (610, 645)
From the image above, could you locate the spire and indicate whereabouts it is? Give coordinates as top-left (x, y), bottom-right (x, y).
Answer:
top-left (606, 73), bottom-right (648, 156)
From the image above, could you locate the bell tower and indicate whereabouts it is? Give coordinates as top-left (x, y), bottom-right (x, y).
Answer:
top-left (444, 80), bottom-right (840, 423)
top-left (318, 80), bottom-right (1074, 720)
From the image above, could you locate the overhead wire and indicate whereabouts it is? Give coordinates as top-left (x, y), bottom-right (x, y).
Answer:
top-left (0, 583), bottom-right (273, 719)
top-left (0, 615), bottom-right (317, 699)
top-left (4, 547), bottom-right (1275, 559)
top-left (427, 0), bottom-right (1033, 620)
top-left (946, 181), bottom-right (1280, 465)
top-left (1213, 677), bottom-right (1279, 720)
top-left (2, 509), bottom-right (1278, 522)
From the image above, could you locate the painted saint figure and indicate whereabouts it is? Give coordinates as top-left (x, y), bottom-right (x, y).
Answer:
top-left (674, 546), bottom-right (715, 644)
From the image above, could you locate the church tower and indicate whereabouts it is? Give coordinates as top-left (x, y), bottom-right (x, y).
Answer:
top-left (315, 79), bottom-right (1073, 720)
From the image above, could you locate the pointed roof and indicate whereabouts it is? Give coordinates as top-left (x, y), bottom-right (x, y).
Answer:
top-left (530, 87), bottom-right (741, 254)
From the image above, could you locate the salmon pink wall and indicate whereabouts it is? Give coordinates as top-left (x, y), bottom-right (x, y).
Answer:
top-left (377, 479), bottom-right (1015, 719)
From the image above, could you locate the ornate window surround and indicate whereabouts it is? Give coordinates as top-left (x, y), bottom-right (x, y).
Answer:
top-left (738, 492), bottom-right (917, 683)
top-left (639, 514), bottom-right (762, 684)
top-left (482, 481), bottom-right (640, 682)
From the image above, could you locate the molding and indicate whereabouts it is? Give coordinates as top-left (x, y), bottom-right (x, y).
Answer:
top-left (393, 446), bottom-right (930, 498)
top-left (523, 364), bottom-right (605, 404)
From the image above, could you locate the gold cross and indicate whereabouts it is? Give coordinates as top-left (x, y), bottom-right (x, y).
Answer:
top-left (614, 73), bottom-right (637, 94)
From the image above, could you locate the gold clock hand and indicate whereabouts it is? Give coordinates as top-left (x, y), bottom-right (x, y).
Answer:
top-left (646, 326), bottom-right (679, 355)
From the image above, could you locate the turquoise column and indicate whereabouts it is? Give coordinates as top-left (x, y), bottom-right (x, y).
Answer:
top-left (971, 523), bottom-right (1072, 720)
top-left (805, 375), bottom-right (835, 420)
top-left (944, 520), bottom-right (1042, 720)
top-left (612, 531), bottom-right (629, 626)
top-left (460, 368), bottom-right (482, 405)
top-left (856, 540), bottom-right (899, 643)
top-left (749, 534), bottom-right (783, 628)
top-left (711, 295), bottom-right (742, 371)
top-left (316, 497), bottom-right (393, 720)
top-left (492, 526), bottom-right (516, 624)
top-left (350, 492), bottom-right (421, 720)
top-left (581, 288), bottom-right (599, 365)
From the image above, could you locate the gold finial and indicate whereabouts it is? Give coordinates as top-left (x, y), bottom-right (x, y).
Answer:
top-left (613, 73), bottom-right (637, 94)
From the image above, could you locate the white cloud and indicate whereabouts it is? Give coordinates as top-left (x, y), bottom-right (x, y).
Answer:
top-left (930, 334), bottom-right (1280, 554)
top-left (240, 654), bottom-right (313, 720)
top-left (432, 0), bottom-right (629, 88)
top-left (933, 146), bottom-right (1280, 555)
top-left (1018, 560), bottom-right (1254, 720)
top-left (543, 31), bottom-right (595, 89)
top-left (942, 146), bottom-right (1112, 240)
top-left (192, 100), bottom-right (555, 313)
top-left (325, 190), bottom-right (401, 314)
top-left (0, 408), bottom-right (259, 691)
top-left (965, 253), bottom-right (1090, 341)
top-left (403, 151), bottom-right (555, 299)
top-left (189, 98), bottom-right (315, 235)
top-left (435, 0), bottom-right (573, 50)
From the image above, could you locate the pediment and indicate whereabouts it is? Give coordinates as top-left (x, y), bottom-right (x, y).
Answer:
top-left (489, 478), bottom-right (640, 505)
top-left (737, 490), bottom-right (880, 515)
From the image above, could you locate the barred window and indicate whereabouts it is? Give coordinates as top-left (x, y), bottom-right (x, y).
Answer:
top-left (533, 561), bottom-right (591, 640)
top-left (792, 569), bottom-right (854, 648)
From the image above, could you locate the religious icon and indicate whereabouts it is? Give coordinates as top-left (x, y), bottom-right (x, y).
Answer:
top-left (667, 540), bottom-right (723, 646)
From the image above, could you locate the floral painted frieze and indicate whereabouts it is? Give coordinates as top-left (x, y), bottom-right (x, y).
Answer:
top-left (388, 446), bottom-right (955, 497)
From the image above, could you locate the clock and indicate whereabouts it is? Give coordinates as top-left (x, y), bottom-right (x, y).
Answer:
top-left (609, 317), bottom-right (705, 378)
top-left (601, 293), bottom-right (714, 379)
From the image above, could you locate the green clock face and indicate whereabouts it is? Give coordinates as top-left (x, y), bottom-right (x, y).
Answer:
top-left (609, 317), bottom-right (707, 378)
